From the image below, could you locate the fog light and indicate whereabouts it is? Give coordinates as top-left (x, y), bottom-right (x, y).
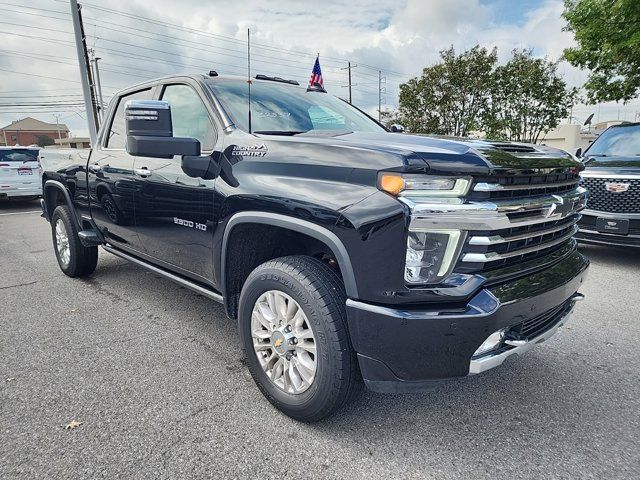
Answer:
top-left (473, 328), bottom-right (507, 357)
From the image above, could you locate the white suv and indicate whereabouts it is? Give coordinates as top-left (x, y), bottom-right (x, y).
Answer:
top-left (0, 146), bottom-right (42, 200)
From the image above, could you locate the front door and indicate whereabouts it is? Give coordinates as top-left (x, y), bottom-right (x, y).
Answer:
top-left (88, 88), bottom-right (153, 252)
top-left (132, 83), bottom-right (218, 282)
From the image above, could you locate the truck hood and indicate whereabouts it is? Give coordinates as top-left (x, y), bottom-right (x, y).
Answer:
top-left (256, 131), bottom-right (580, 174)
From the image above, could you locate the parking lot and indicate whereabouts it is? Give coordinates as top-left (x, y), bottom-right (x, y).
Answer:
top-left (0, 200), bottom-right (638, 479)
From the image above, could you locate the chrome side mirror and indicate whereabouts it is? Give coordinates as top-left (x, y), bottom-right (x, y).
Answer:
top-left (390, 124), bottom-right (405, 133)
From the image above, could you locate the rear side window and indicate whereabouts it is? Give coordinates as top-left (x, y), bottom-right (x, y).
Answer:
top-left (0, 149), bottom-right (39, 162)
top-left (106, 88), bottom-right (153, 149)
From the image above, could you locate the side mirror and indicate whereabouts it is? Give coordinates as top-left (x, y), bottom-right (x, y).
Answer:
top-left (575, 147), bottom-right (582, 158)
top-left (125, 100), bottom-right (200, 159)
top-left (390, 124), bottom-right (405, 133)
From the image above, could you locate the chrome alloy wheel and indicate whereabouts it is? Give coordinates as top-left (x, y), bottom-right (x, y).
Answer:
top-left (55, 219), bottom-right (71, 267)
top-left (251, 290), bottom-right (317, 394)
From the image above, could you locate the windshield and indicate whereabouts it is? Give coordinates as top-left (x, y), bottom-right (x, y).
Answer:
top-left (0, 149), bottom-right (39, 163)
top-left (586, 124), bottom-right (640, 157)
top-left (207, 79), bottom-right (385, 134)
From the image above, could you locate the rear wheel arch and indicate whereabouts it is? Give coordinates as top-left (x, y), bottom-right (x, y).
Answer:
top-left (221, 212), bottom-right (358, 319)
top-left (43, 180), bottom-right (80, 229)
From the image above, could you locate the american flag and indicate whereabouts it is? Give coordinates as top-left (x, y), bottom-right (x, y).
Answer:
top-left (308, 56), bottom-right (324, 88)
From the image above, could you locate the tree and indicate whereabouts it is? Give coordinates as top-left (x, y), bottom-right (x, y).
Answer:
top-left (485, 50), bottom-right (577, 143)
top-left (563, 0), bottom-right (640, 103)
top-left (35, 135), bottom-right (55, 147)
top-left (397, 46), bottom-right (497, 136)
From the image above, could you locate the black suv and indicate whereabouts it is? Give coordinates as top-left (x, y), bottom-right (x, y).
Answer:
top-left (576, 123), bottom-right (640, 247)
top-left (41, 74), bottom-right (589, 421)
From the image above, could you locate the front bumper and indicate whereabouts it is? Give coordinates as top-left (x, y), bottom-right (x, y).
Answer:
top-left (346, 249), bottom-right (589, 393)
top-left (577, 209), bottom-right (640, 247)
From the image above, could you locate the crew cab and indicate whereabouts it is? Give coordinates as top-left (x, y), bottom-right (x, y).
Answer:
top-left (576, 122), bottom-right (640, 247)
top-left (40, 74), bottom-right (589, 421)
top-left (0, 146), bottom-right (41, 200)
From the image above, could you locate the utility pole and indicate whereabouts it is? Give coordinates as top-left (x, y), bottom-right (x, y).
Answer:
top-left (378, 71), bottom-right (387, 122)
top-left (70, 0), bottom-right (98, 146)
top-left (53, 113), bottom-right (62, 142)
top-left (89, 49), bottom-right (105, 122)
top-left (340, 62), bottom-right (357, 104)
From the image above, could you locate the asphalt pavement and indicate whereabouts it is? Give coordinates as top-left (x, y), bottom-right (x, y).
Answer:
top-left (1, 199), bottom-right (639, 479)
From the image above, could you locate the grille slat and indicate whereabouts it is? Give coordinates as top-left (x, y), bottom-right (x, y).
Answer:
top-left (581, 176), bottom-right (640, 214)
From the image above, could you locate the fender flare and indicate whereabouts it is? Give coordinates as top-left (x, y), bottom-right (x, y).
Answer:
top-left (221, 211), bottom-right (359, 299)
top-left (43, 179), bottom-right (81, 230)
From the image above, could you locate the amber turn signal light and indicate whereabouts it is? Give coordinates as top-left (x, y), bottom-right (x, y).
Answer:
top-left (379, 174), bottom-right (405, 195)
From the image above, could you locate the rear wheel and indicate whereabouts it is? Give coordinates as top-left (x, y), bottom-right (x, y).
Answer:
top-left (238, 255), bottom-right (362, 422)
top-left (51, 205), bottom-right (98, 277)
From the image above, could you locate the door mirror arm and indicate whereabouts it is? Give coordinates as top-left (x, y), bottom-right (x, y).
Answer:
top-left (181, 152), bottom-right (220, 180)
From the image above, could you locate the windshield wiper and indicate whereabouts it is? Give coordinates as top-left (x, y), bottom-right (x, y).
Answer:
top-left (253, 130), bottom-right (307, 136)
top-left (587, 153), bottom-right (608, 157)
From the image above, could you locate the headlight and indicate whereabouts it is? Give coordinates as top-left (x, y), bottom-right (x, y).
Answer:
top-left (405, 229), bottom-right (463, 284)
top-left (378, 173), bottom-right (471, 285)
top-left (379, 173), bottom-right (471, 197)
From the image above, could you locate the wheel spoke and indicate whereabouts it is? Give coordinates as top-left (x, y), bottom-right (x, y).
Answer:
top-left (251, 329), bottom-right (271, 340)
top-left (292, 357), bottom-right (314, 385)
top-left (297, 329), bottom-right (314, 340)
top-left (285, 298), bottom-right (299, 322)
top-left (253, 307), bottom-right (273, 331)
top-left (297, 341), bottom-right (316, 355)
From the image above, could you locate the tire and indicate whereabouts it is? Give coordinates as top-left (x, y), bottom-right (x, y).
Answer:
top-left (100, 193), bottom-right (126, 225)
top-left (51, 205), bottom-right (98, 277)
top-left (238, 255), bottom-right (362, 422)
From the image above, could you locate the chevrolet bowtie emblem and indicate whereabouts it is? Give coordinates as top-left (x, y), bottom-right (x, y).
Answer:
top-left (274, 338), bottom-right (284, 348)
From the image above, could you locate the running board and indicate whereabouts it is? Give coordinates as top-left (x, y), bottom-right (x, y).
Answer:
top-left (102, 245), bottom-right (224, 303)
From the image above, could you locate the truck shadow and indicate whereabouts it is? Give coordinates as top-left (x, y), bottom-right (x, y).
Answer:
top-left (578, 243), bottom-right (640, 267)
top-left (0, 198), bottom-right (41, 213)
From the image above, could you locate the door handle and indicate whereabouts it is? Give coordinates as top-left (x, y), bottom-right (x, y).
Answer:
top-left (134, 167), bottom-right (152, 177)
top-left (88, 163), bottom-right (103, 173)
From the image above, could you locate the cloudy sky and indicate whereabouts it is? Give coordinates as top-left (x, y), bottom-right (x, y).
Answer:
top-left (2, 0), bottom-right (639, 138)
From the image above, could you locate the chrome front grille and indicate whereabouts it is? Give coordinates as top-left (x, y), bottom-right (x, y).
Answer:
top-left (454, 174), bottom-right (585, 273)
top-left (459, 214), bottom-right (580, 270)
top-left (580, 175), bottom-right (640, 214)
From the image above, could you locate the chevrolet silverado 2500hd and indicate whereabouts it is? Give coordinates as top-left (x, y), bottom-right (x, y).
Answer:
top-left (41, 74), bottom-right (589, 421)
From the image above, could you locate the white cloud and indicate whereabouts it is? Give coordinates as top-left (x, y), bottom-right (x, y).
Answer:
top-left (0, 0), bottom-right (636, 138)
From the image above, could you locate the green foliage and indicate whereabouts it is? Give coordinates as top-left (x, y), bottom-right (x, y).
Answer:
top-left (35, 135), bottom-right (55, 147)
top-left (397, 46), bottom-right (575, 143)
top-left (397, 46), bottom-right (497, 137)
top-left (563, 0), bottom-right (640, 103)
top-left (485, 49), bottom-right (577, 143)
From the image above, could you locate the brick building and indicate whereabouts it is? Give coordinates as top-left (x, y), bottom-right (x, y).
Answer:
top-left (0, 117), bottom-right (69, 146)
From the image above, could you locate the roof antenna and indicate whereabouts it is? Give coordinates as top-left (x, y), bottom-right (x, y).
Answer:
top-left (247, 27), bottom-right (252, 134)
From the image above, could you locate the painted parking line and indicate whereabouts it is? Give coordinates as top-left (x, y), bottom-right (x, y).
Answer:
top-left (0, 210), bottom-right (42, 216)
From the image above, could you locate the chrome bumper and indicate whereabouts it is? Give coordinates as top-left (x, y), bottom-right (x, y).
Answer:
top-left (468, 293), bottom-right (583, 375)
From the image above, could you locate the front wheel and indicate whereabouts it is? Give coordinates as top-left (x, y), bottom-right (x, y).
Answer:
top-left (238, 256), bottom-right (362, 422)
top-left (51, 205), bottom-right (98, 277)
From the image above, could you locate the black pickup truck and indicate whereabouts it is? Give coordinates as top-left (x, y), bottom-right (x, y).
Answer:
top-left (41, 74), bottom-right (589, 421)
top-left (576, 122), bottom-right (640, 246)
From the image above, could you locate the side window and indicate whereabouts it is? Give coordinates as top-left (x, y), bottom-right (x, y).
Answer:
top-left (161, 84), bottom-right (216, 151)
top-left (106, 88), bottom-right (152, 149)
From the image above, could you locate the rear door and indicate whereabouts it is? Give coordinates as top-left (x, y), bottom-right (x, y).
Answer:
top-left (88, 88), bottom-right (153, 252)
top-left (0, 148), bottom-right (40, 198)
top-left (132, 82), bottom-right (218, 280)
